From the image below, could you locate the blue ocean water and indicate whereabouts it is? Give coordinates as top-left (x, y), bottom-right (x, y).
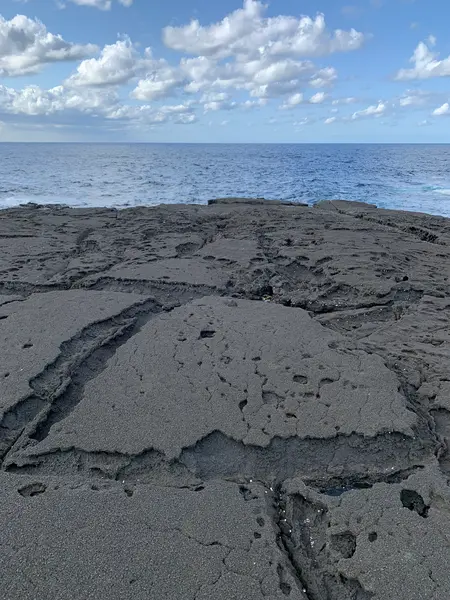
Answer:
top-left (1, 143), bottom-right (450, 216)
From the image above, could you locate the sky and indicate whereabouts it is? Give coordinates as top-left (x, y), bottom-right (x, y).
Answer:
top-left (0, 0), bottom-right (449, 142)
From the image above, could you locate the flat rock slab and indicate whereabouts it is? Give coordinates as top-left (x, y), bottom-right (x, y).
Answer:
top-left (0, 290), bottom-right (147, 420)
top-left (20, 297), bottom-right (415, 463)
top-left (196, 237), bottom-right (261, 268)
top-left (98, 258), bottom-right (230, 289)
top-left (0, 474), bottom-right (303, 600)
top-left (0, 236), bottom-right (75, 285)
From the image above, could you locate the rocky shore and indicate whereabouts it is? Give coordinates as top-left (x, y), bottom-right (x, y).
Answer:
top-left (1, 198), bottom-right (450, 599)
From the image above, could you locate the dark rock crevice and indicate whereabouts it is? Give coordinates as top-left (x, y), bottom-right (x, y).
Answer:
top-left (271, 487), bottom-right (373, 600)
top-left (0, 298), bottom-right (162, 462)
top-left (6, 429), bottom-right (435, 490)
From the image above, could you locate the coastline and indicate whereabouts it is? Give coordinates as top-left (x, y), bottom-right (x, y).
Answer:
top-left (1, 198), bottom-right (449, 599)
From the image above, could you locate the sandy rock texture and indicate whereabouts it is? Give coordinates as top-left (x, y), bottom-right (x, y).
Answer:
top-left (1, 198), bottom-right (450, 599)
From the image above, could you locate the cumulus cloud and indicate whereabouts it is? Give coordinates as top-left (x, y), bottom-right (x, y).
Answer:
top-left (2, 2), bottom-right (369, 133)
top-left (398, 90), bottom-right (431, 107)
top-left (106, 104), bottom-right (165, 122)
top-left (179, 54), bottom-right (316, 100)
top-left (395, 38), bottom-right (450, 80)
top-left (201, 92), bottom-right (237, 112)
top-left (64, 36), bottom-right (187, 103)
top-left (309, 67), bottom-right (337, 87)
top-left (175, 112), bottom-right (197, 124)
top-left (280, 92), bottom-right (303, 109)
top-left (0, 83), bottom-right (197, 127)
top-left (309, 92), bottom-right (326, 103)
top-left (160, 102), bottom-right (195, 114)
top-left (107, 102), bottom-right (196, 124)
top-left (0, 83), bottom-right (118, 116)
top-left (0, 14), bottom-right (97, 76)
top-left (201, 92), bottom-right (229, 103)
top-left (352, 102), bottom-right (386, 119)
top-left (324, 116), bottom-right (336, 124)
top-left (433, 103), bottom-right (450, 116)
top-left (400, 95), bottom-right (423, 107)
top-left (131, 65), bottom-right (183, 101)
top-left (203, 100), bottom-right (237, 112)
top-left (66, 38), bottom-right (164, 87)
top-left (242, 98), bottom-right (267, 109)
top-left (163, 1), bottom-right (365, 59)
top-left (249, 58), bottom-right (314, 98)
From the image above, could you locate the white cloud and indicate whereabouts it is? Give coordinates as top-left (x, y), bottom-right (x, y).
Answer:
top-left (352, 101), bottom-right (386, 119)
top-left (180, 53), bottom-right (316, 99)
top-left (2, 3), bottom-right (368, 133)
top-left (50, 3), bottom-right (355, 121)
top-left (66, 38), bottom-right (184, 98)
top-left (399, 90), bottom-right (430, 107)
top-left (203, 100), bottom-right (237, 112)
top-left (324, 116), bottom-right (336, 124)
top-left (66, 38), bottom-right (145, 86)
top-left (309, 67), bottom-right (337, 87)
top-left (0, 14), bottom-right (97, 76)
top-left (399, 95), bottom-right (420, 107)
top-left (132, 49), bottom-right (321, 105)
top-left (309, 92), bottom-right (326, 103)
top-left (174, 113), bottom-right (197, 125)
top-left (242, 98), bottom-right (267, 109)
top-left (201, 92), bottom-right (237, 112)
top-left (201, 92), bottom-right (229, 103)
top-left (280, 92), bottom-right (303, 109)
top-left (395, 38), bottom-right (450, 80)
top-left (163, 1), bottom-right (364, 60)
top-left (175, 113), bottom-right (197, 124)
top-left (332, 96), bottom-right (356, 105)
top-left (160, 102), bottom-right (195, 114)
top-left (106, 105), bottom-right (166, 122)
top-left (433, 103), bottom-right (450, 116)
top-left (62, 0), bottom-right (133, 9)
top-left (131, 65), bottom-right (183, 101)
top-left (293, 116), bottom-right (314, 127)
top-left (0, 83), bottom-right (197, 127)
top-left (0, 84), bottom-right (118, 116)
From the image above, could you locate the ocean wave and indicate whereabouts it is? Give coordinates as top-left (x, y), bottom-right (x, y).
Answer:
top-left (0, 195), bottom-right (84, 209)
top-left (421, 185), bottom-right (450, 195)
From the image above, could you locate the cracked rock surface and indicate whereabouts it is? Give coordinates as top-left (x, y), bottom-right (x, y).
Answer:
top-left (1, 198), bottom-right (450, 599)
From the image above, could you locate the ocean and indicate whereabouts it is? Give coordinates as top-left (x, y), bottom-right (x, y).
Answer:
top-left (1, 143), bottom-right (450, 216)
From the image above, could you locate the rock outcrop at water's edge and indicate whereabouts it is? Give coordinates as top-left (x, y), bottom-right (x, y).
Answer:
top-left (1, 198), bottom-right (450, 599)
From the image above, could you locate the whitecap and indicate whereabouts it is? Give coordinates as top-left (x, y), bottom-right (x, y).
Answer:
top-left (0, 195), bottom-right (83, 208)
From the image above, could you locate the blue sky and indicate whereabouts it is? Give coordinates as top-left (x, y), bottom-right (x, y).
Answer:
top-left (0, 0), bottom-right (449, 142)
